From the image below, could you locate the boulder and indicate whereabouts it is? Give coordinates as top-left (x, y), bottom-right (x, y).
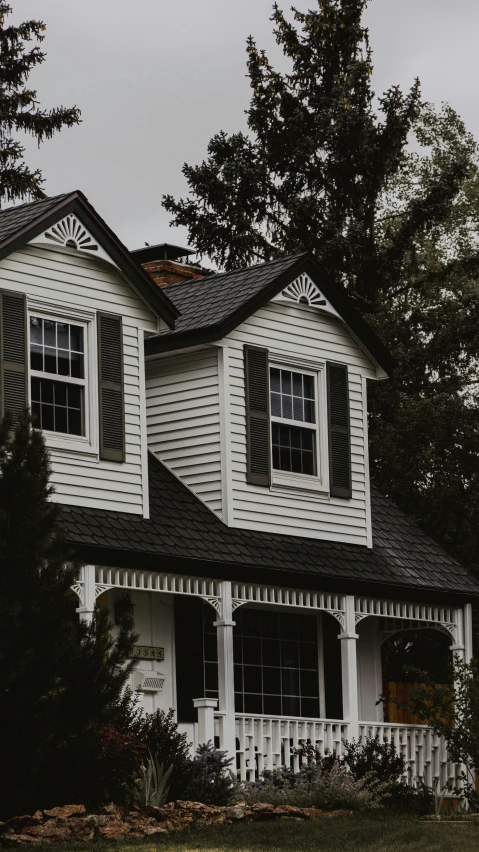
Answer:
top-left (97, 820), bottom-right (130, 840)
top-left (3, 818), bottom-right (41, 835)
top-left (102, 803), bottom-right (122, 819)
top-left (42, 806), bottom-right (85, 820)
top-left (225, 806), bottom-right (245, 820)
top-left (272, 805), bottom-right (308, 819)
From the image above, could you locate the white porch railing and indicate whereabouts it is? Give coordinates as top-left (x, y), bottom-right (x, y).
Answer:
top-left (216, 713), bottom-right (462, 790)
top-left (359, 722), bottom-right (462, 792)
top-left (232, 714), bottom-right (348, 782)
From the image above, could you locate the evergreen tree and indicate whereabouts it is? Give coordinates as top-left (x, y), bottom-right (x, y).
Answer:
top-left (0, 413), bottom-right (138, 818)
top-left (164, 0), bottom-right (479, 575)
top-left (0, 3), bottom-right (80, 205)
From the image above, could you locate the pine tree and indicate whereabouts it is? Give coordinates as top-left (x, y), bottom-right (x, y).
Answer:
top-left (0, 413), bottom-right (138, 818)
top-left (0, 3), bottom-right (80, 206)
top-left (164, 0), bottom-right (479, 576)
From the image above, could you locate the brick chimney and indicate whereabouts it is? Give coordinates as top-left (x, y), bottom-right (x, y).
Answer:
top-left (131, 243), bottom-right (204, 287)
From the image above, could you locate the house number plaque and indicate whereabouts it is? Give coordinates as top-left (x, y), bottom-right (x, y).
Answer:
top-left (131, 645), bottom-right (165, 661)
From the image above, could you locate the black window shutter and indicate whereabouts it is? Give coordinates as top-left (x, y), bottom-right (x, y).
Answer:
top-left (98, 312), bottom-right (125, 462)
top-left (327, 362), bottom-right (351, 499)
top-left (244, 344), bottom-right (271, 486)
top-left (0, 291), bottom-right (27, 421)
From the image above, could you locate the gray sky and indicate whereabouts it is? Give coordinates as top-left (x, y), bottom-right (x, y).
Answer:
top-left (15, 0), bottom-right (479, 252)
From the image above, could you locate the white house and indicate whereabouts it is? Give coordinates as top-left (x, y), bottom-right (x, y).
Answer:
top-left (0, 191), bottom-right (477, 789)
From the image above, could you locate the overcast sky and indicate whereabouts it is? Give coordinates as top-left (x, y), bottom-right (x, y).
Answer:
top-left (14, 0), bottom-right (479, 252)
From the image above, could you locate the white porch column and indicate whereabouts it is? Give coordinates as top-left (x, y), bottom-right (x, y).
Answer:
top-left (339, 595), bottom-right (359, 741)
top-left (464, 604), bottom-right (473, 665)
top-left (193, 698), bottom-right (218, 745)
top-left (76, 564), bottom-right (96, 625)
top-left (214, 580), bottom-right (237, 759)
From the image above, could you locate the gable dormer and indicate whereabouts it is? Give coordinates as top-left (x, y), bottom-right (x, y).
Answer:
top-left (144, 254), bottom-right (391, 547)
top-left (0, 192), bottom-right (178, 518)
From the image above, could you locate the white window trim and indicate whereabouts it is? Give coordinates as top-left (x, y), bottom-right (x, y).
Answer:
top-left (269, 357), bottom-right (330, 498)
top-left (27, 299), bottom-right (99, 460)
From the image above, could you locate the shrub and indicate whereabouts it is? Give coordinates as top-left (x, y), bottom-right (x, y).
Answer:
top-left (178, 741), bottom-right (239, 805)
top-left (244, 761), bottom-right (387, 811)
top-left (343, 734), bottom-right (406, 784)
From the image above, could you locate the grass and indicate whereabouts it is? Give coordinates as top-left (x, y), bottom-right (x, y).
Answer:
top-left (35, 814), bottom-right (479, 852)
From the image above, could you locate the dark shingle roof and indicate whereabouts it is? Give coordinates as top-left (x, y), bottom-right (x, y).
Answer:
top-left (144, 252), bottom-right (395, 374)
top-left (0, 193), bottom-right (72, 244)
top-left (60, 454), bottom-right (479, 600)
top-left (158, 254), bottom-right (306, 336)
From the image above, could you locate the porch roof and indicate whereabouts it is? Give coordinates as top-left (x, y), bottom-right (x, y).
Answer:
top-left (60, 454), bottom-right (479, 603)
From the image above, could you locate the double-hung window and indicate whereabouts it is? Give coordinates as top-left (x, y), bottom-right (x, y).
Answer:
top-left (30, 316), bottom-right (86, 437)
top-left (270, 368), bottom-right (317, 477)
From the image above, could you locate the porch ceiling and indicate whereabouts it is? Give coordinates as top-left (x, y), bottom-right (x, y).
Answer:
top-left (59, 454), bottom-right (479, 603)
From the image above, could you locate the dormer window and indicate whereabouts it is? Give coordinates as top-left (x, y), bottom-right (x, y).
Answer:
top-left (30, 316), bottom-right (86, 436)
top-left (270, 368), bottom-right (317, 476)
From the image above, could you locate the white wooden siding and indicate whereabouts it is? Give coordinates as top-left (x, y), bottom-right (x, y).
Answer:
top-left (223, 300), bottom-right (377, 545)
top-left (0, 244), bottom-right (158, 515)
top-left (146, 348), bottom-right (223, 516)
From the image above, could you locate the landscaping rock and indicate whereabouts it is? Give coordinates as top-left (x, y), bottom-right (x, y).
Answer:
top-left (43, 806), bottom-right (86, 820)
top-left (0, 798), bottom-right (354, 845)
top-left (97, 819), bottom-right (130, 840)
top-left (272, 805), bottom-right (308, 819)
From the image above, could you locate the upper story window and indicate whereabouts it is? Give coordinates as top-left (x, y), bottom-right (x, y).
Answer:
top-left (270, 368), bottom-right (317, 476)
top-left (30, 317), bottom-right (85, 436)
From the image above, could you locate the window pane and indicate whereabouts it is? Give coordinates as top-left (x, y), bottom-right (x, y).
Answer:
top-left (70, 351), bottom-right (84, 379)
top-left (44, 320), bottom-right (56, 347)
top-left (68, 408), bottom-right (82, 436)
top-left (58, 349), bottom-right (70, 376)
top-left (281, 614), bottom-right (298, 640)
top-left (271, 392), bottom-right (282, 417)
top-left (243, 666), bottom-right (262, 694)
top-left (70, 324), bottom-right (83, 353)
top-left (303, 374), bottom-right (314, 399)
top-left (301, 697), bottom-right (320, 719)
top-left (282, 394), bottom-right (293, 420)
top-left (270, 368), bottom-right (281, 393)
top-left (293, 396), bottom-right (304, 421)
top-left (281, 371), bottom-right (292, 395)
top-left (262, 611), bottom-right (280, 638)
top-left (242, 638), bottom-right (258, 665)
top-left (263, 695), bottom-right (281, 715)
top-left (235, 693), bottom-right (244, 713)
top-left (44, 348), bottom-right (57, 374)
top-left (30, 317), bottom-right (43, 344)
top-left (57, 323), bottom-right (69, 350)
top-left (282, 668), bottom-right (300, 696)
top-left (300, 643), bottom-right (319, 669)
top-left (262, 667), bottom-right (281, 695)
top-left (281, 641), bottom-right (299, 668)
top-left (299, 616), bottom-right (318, 642)
top-left (244, 693), bottom-right (262, 714)
top-left (31, 377), bottom-right (40, 402)
top-left (234, 665), bottom-right (243, 692)
top-left (300, 669), bottom-right (319, 696)
top-left (291, 449), bottom-right (302, 473)
top-left (42, 381), bottom-right (54, 404)
top-left (304, 399), bottom-right (315, 423)
top-left (205, 662), bottom-right (218, 692)
top-left (30, 345), bottom-right (43, 371)
top-left (283, 695), bottom-right (300, 717)
top-left (203, 634), bottom-right (217, 662)
top-left (292, 372), bottom-right (303, 397)
top-left (262, 640), bottom-right (280, 667)
top-left (279, 446), bottom-right (290, 470)
top-left (55, 383), bottom-right (67, 407)
top-left (31, 402), bottom-right (41, 427)
top-left (42, 404), bottom-right (54, 431)
top-left (67, 385), bottom-right (81, 409)
top-left (55, 406), bottom-right (67, 434)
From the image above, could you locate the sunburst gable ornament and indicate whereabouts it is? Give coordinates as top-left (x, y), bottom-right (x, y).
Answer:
top-left (281, 273), bottom-right (327, 307)
top-left (43, 215), bottom-right (99, 252)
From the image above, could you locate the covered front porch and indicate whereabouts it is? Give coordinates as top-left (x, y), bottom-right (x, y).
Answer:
top-left (73, 565), bottom-right (473, 792)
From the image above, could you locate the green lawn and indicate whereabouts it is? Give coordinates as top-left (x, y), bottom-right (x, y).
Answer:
top-left (43, 814), bottom-right (479, 852)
